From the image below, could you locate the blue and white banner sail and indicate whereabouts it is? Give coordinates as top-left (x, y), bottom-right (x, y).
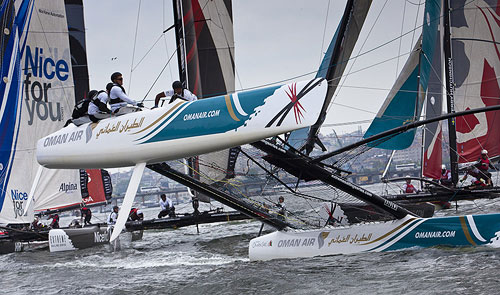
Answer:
top-left (363, 0), bottom-right (441, 150)
top-left (0, 0), bottom-right (81, 224)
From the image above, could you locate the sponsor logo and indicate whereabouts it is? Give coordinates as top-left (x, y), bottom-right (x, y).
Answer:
top-left (318, 232), bottom-right (330, 249)
top-left (414, 231), bottom-right (456, 239)
top-left (38, 8), bottom-right (64, 19)
top-left (251, 240), bottom-right (272, 248)
top-left (82, 196), bottom-right (94, 203)
top-left (11, 190), bottom-right (28, 219)
top-left (183, 109), bottom-right (221, 121)
top-left (277, 238), bottom-right (315, 248)
top-left (59, 182), bottom-right (78, 193)
top-left (43, 130), bottom-right (84, 147)
top-left (24, 46), bottom-right (70, 125)
top-left (94, 231), bottom-right (109, 243)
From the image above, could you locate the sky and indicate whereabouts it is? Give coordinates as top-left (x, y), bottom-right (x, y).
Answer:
top-left (83, 0), bottom-right (425, 135)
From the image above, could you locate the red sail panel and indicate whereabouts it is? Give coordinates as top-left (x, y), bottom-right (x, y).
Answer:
top-left (82, 169), bottom-right (108, 205)
top-left (423, 126), bottom-right (443, 179)
top-left (452, 1), bottom-right (500, 162)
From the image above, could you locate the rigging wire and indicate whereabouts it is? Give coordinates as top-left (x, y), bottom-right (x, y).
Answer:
top-left (318, 0), bottom-right (331, 67)
top-left (141, 45), bottom-right (179, 102)
top-left (129, 0), bottom-right (142, 93)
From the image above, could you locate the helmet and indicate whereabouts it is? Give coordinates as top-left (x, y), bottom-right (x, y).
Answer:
top-left (172, 80), bottom-right (183, 89)
top-left (113, 205), bottom-right (119, 210)
top-left (106, 82), bottom-right (114, 92)
top-left (481, 149), bottom-right (488, 155)
top-left (441, 164), bottom-right (446, 170)
top-left (87, 90), bottom-right (98, 99)
top-left (110, 72), bottom-right (122, 82)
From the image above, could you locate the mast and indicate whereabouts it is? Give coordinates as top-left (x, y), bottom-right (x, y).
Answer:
top-left (172, 0), bottom-right (188, 87)
top-left (442, 0), bottom-right (458, 185)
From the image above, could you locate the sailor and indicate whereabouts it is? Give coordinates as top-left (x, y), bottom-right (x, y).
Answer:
top-left (461, 166), bottom-right (487, 188)
top-left (474, 149), bottom-right (494, 186)
top-left (48, 213), bottom-right (60, 229)
top-left (81, 205), bottom-right (92, 225)
top-left (31, 217), bottom-right (42, 230)
top-left (87, 83), bottom-right (113, 122)
top-left (276, 196), bottom-right (286, 220)
top-left (107, 206), bottom-right (119, 225)
top-left (158, 194), bottom-right (176, 218)
top-left (154, 80), bottom-right (197, 108)
top-left (128, 208), bottom-right (144, 221)
top-left (63, 91), bottom-right (95, 127)
top-left (440, 165), bottom-right (453, 187)
top-left (109, 72), bottom-right (143, 115)
top-left (403, 178), bottom-right (418, 194)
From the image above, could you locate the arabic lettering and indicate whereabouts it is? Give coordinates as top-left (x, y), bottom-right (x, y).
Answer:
top-left (95, 117), bottom-right (144, 139)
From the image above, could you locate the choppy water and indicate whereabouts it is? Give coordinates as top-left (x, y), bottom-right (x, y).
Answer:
top-left (3, 188), bottom-right (500, 294)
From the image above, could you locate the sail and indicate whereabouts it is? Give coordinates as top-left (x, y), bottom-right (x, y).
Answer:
top-left (174, 0), bottom-right (237, 200)
top-left (288, 0), bottom-right (372, 153)
top-left (423, 19), bottom-right (444, 179)
top-left (0, 0), bottom-right (81, 224)
top-left (451, 0), bottom-right (500, 162)
top-left (175, 0), bottom-right (234, 98)
top-left (64, 0), bottom-right (89, 101)
top-left (364, 0), bottom-right (441, 150)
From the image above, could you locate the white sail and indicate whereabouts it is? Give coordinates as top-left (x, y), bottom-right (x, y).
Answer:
top-left (0, 0), bottom-right (81, 224)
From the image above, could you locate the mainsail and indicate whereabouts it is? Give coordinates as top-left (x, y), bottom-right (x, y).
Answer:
top-left (173, 0), bottom-right (237, 201)
top-left (363, 0), bottom-right (441, 150)
top-left (287, 0), bottom-right (372, 153)
top-left (422, 23), bottom-right (444, 179)
top-left (451, 0), bottom-right (500, 163)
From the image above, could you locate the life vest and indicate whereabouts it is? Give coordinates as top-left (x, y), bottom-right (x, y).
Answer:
top-left (405, 184), bottom-right (416, 193)
top-left (478, 157), bottom-right (490, 171)
top-left (81, 207), bottom-right (91, 216)
top-left (441, 170), bottom-right (451, 180)
top-left (72, 99), bottom-right (91, 118)
top-left (109, 84), bottom-right (127, 105)
top-left (130, 208), bottom-right (138, 216)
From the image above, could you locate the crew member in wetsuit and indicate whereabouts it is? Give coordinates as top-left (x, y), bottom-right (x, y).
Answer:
top-left (128, 208), bottom-right (144, 221)
top-left (154, 81), bottom-right (197, 108)
top-left (461, 166), bottom-right (487, 188)
top-left (87, 84), bottom-right (113, 122)
top-left (81, 205), bottom-right (92, 225)
top-left (107, 206), bottom-right (119, 225)
top-left (109, 72), bottom-right (143, 115)
top-left (475, 149), bottom-right (494, 186)
top-left (440, 165), bottom-right (453, 187)
top-left (158, 194), bottom-right (175, 218)
top-left (403, 178), bottom-right (418, 193)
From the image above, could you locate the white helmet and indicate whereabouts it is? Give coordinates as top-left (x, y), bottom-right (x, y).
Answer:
top-left (441, 164), bottom-right (446, 170)
top-left (482, 149), bottom-right (488, 155)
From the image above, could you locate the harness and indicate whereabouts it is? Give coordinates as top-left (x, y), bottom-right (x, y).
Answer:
top-left (109, 84), bottom-right (127, 105)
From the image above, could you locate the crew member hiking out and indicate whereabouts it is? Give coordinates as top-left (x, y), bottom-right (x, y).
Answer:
top-left (276, 196), bottom-right (286, 221)
top-left (87, 83), bottom-right (113, 122)
top-left (109, 72), bottom-right (143, 115)
top-left (154, 80), bottom-right (197, 108)
top-left (158, 194), bottom-right (175, 218)
top-left (475, 149), bottom-right (494, 186)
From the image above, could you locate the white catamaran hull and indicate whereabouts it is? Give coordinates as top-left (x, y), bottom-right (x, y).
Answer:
top-left (37, 79), bottom-right (326, 169)
top-left (249, 213), bottom-right (500, 261)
